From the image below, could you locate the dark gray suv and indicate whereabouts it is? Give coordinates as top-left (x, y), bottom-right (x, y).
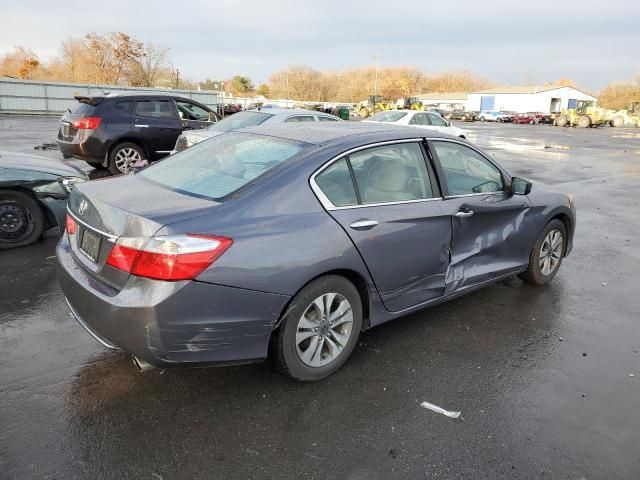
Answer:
top-left (56, 93), bottom-right (220, 175)
top-left (57, 123), bottom-right (576, 381)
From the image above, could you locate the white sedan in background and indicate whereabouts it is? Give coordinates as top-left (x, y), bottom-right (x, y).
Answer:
top-left (362, 110), bottom-right (468, 138)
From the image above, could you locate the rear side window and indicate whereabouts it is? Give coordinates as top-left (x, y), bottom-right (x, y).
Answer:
top-left (113, 101), bottom-right (132, 114)
top-left (318, 116), bottom-right (339, 122)
top-left (134, 100), bottom-right (175, 119)
top-left (409, 113), bottom-right (429, 126)
top-left (315, 158), bottom-right (357, 207)
top-left (349, 143), bottom-right (434, 204)
top-left (140, 132), bottom-right (308, 200)
top-left (284, 116), bottom-right (315, 123)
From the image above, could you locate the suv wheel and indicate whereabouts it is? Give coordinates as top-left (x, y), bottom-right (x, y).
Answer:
top-left (275, 275), bottom-right (362, 381)
top-left (108, 142), bottom-right (145, 175)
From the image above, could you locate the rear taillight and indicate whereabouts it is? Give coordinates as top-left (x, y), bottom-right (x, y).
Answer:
top-left (106, 234), bottom-right (232, 281)
top-left (72, 117), bottom-right (102, 130)
top-left (66, 214), bottom-right (77, 235)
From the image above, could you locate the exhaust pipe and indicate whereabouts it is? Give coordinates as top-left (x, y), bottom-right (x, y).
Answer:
top-left (132, 355), bottom-right (156, 373)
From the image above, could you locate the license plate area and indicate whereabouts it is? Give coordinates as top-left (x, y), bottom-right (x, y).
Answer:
top-left (79, 228), bottom-right (101, 262)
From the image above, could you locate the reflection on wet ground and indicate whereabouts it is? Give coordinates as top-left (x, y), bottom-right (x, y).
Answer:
top-left (1, 117), bottom-right (640, 479)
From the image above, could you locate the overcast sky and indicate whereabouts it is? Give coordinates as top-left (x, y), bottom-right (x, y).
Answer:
top-left (1, 0), bottom-right (638, 90)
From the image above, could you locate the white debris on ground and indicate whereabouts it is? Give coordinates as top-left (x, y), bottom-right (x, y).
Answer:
top-left (420, 401), bottom-right (461, 419)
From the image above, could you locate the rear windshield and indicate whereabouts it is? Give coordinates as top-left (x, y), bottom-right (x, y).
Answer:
top-left (208, 111), bottom-right (273, 132)
top-left (70, 102), bottom-right (97, 115)
top-left (139, 132), bottom-right (308, 200)
top-left (368, 111), bottom-right (407, 122)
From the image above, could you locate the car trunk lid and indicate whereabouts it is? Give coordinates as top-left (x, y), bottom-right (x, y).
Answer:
top-left (67, 174), bottom-right (221, 290)
top-left (58, 96), bottom-right (103, 141)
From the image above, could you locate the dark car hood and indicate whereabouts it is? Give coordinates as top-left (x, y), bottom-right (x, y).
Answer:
top-left (0, 151), bottom-right (88, 178)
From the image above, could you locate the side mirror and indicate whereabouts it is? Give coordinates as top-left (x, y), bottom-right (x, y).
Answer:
top-left (511, 176), bottom-right (532, 195)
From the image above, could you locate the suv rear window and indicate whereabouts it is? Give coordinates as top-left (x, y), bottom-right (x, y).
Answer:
top-left (70, 102), bottom-right (97, 115)
top-left (140, 132), bottom-right (308, 200)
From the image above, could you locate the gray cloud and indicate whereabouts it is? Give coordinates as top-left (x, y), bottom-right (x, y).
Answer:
top-left (1, 0), bottom-right (638, 89)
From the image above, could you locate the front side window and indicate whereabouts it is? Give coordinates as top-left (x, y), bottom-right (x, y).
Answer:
top-left (140, 132), bottom-right (308, 200)
top-left (431, 141), bottom-right (504, 196)
top-left (349, 143), bottom-right (434, 204)
top-left (176, 101), bottom-right (211, 121)
top-left (134, 100), bottom-right (175, 119)
top-left (318, 116), bottom-right (339, 122)
top-left (314, 158), bottom-right (358, 207)
top-left (368, 111), bottom-right (407, 123)
top-left (427, 113), bottom-right (448, 126)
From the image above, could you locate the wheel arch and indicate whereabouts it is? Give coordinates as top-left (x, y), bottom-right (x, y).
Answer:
top-left (550, 212), bottom-right (573, 256)
top-left (0, 186), bottom-right (56, 229)
top-left (272, 268), bottom-right (372, 334)
top-left (103, 137), bottom-right (151, 166)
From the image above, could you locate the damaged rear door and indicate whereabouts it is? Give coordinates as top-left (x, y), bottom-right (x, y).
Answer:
top-left (314, 141), bottom-right (452, 313)
top-left (428, 139), bottom-right (531, 292)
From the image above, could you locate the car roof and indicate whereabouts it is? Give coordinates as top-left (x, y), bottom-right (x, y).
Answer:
top-left (249, 108), bottom-right (337, 118)
top-left (240, 121), bottom-right (459, 146)
top-left (77, 92), bottom-right (197, 102)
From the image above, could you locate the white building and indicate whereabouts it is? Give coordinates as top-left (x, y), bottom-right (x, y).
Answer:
top-left (466, 86), bottom-right (596, 113)
top-left (417, 92), bottom-right (468, 110)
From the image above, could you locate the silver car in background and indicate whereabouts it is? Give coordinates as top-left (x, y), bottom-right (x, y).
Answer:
top-left (173, 108), bottom-right (341, 151)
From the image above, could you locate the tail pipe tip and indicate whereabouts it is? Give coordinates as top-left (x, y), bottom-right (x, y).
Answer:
top-left (132, 355), bottom-right (156, 373)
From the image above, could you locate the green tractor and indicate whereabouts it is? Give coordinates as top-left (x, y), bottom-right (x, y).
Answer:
top-left (357, 95), bottom-right (393, 118)
top-left (554, 100), bottom-right (612, 128)
top-left (610, 102), bottom-right (640, 127)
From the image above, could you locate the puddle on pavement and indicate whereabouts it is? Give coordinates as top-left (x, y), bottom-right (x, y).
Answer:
top-left (484, 138), bottom-right (571, 160)
top-left (612, 133), bottom-right (640, 139)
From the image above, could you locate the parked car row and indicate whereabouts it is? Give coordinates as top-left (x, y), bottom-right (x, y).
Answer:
top-left (2, 92), bottom-right (577, 381)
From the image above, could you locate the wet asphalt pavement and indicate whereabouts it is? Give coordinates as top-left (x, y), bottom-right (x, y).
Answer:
top-left (1, 115), bottom-right (639, 479)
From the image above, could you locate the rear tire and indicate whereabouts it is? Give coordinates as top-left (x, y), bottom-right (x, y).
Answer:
top-left (275, 275), bottom-right (362, 382)
top-left (0, 189), bottom-right (45, 250)
top-left (107, 142), bottom-right (145, 175)
top-left (519, 219), bottom-right (567, 286)
top-left (480, 116), bottom-right (486, 122)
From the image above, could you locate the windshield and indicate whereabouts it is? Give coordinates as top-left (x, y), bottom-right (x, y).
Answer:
top-left (140, 132), bottom-right (308, 201)
top-left (367, 111), bottom-right (408, 122)
top-left (208, 111), bottom-right (274, 132)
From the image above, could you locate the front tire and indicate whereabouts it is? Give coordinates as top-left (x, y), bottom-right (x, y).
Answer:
top-left (610, 116), bottom-right (624, 127)
top-left (577, 115), bottom-right (591, 128)
top-left (275, 275), bottom-right (363, 381)
top-left (108, 142), bottom-right (145, 175)
top-left (519, 219), bottom-right (567, 286)
top-left (555, 115), bottom-right (568, 127)
top-left (0, 189), bottom-right (45, 249)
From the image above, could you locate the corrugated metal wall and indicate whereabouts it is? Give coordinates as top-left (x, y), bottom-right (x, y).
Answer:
top-left (0, 77), bottom-right (229, 115)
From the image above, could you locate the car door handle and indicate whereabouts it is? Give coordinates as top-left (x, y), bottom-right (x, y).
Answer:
top-left (134, 124), bottom-right (149, 128)
top-left (349, 220), bottom-right (379, 230)
top-left (455, 210), bottom-right (474, 218)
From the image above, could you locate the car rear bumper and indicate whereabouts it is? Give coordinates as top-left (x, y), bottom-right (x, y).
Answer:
top-left (57, 234), bottom-right (291, 367)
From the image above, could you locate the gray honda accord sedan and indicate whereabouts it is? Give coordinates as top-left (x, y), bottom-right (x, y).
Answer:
top-left (57, 123), bottom-right (576, 381)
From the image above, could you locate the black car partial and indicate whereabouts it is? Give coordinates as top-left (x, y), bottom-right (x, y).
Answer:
top-left (0, 151), bottom-right (88, 249)
top-left (56, 93), bottom-right (221, 175)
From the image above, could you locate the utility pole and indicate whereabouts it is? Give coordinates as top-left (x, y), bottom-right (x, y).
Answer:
top-left (373, 54), bottom-right (382, 95)
top-left (286, 74), bottom-right (290, 108)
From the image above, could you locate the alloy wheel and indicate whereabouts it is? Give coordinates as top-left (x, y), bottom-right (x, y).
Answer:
top-left (539, 229), bottom-right (563, 276)
top-left (114, 148), bottom-right (142, 174)
top-left (295, 293), bottom-right (354, 367)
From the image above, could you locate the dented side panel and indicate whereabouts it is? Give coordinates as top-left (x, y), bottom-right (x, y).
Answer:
top-left (443, 193), bottom-right (533, 292)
